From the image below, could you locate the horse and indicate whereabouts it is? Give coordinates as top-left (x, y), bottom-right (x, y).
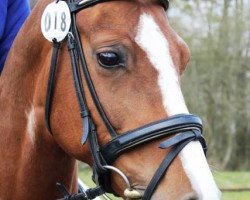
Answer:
top-left (0, 0), bottom-right (221, 199)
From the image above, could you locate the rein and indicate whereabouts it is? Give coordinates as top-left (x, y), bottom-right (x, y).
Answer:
top-left (44, 0), bottom-right (207, 199)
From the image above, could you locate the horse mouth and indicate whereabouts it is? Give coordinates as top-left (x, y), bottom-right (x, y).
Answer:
top-left (124, 185), bottom-right (146, 200)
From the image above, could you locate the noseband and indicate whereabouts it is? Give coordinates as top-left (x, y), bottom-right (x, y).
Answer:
top-left (44, 0), bottom-right (207, 199)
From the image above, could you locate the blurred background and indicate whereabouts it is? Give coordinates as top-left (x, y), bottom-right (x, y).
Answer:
top-left (169, 0), bottom-right (250, 171)
top-left (167, 1), bottom-right (250, 199)
top-left (30, 0), bottom-right (250, 199)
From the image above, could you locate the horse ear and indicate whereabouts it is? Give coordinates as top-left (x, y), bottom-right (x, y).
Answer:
top-left (178, 40), bottom-right (191, 75)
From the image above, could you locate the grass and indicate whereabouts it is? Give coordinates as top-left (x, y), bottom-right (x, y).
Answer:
top-left (213, 171), bottom-right (250, 188)
top-left (79, 165), bottom-right (250, 200)
top-left (213, 171), bottom-right (250, 200)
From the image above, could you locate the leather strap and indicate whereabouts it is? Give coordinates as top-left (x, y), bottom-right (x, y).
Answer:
top-left (142, 129), bottom-right (206, 199)
top-left (45, 40), bottom-right (61, 133)
top-left (68, 0), bottom-right (107, 13)
top-left (101, 114), bottom-right (203, 164)
top-left (67, 32), bottom-right (91, 144)
top-left (159, 129), bottom-right (207, 154)
top-left (56, 182), bottom-right (104, 200)
top-left (68, 0), bottom-right (169, 13)
top-left (142, 139), bottom-right (191, 200)
top-left (71, 13), bottom-right (117, 138)
top-left (87, 124), bottom-right (114, 193)
top-left (160, 0), bottom-right (169, 10)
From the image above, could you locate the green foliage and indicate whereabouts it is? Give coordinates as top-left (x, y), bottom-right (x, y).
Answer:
top-left (170, 0), bottom-right (250, 170)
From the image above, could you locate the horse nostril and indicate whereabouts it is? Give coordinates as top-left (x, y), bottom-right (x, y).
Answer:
top-left (188, 198), bottom-right (198, 200)
top-left (182, 193), bottom-right (199, 200)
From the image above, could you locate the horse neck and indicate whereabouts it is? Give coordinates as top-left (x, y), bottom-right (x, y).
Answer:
top-left (0, 2), bottom-right (77, 198)
top-left (0, 0), bottom-right (50, 116)
top-left (0, 1), bottom-right (53, 153)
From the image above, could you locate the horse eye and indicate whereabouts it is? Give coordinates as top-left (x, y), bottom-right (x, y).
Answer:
top-left (97, 52), bottom-right (124, 69)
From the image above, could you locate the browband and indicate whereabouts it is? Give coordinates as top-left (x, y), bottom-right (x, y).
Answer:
top-left (68, 0), bottom-right (169, 13)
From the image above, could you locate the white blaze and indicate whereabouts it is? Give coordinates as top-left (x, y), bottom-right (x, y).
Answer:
top-left (135, 13), bottom-right (188, 116)
top-left (135, 13), bottom-right (220, 199)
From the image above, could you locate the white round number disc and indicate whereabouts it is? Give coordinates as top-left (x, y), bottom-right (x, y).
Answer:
top-left (41, 1), bottom-right (71, 42)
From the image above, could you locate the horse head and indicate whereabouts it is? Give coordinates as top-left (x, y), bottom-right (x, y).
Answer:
top-left (0, 0), bottom-right (221, 199)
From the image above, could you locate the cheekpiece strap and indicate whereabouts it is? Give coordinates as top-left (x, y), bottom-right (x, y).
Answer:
top-left (45, 39), bottom-right (61, 134)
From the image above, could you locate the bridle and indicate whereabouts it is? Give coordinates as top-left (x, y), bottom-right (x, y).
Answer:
top-left (44, 0), bottom-right (207, 199)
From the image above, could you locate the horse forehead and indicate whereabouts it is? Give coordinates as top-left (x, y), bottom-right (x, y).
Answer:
top-left (77, 2), bottom-right (139, 23)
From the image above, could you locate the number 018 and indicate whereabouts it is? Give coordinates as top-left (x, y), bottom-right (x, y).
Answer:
top-left (44, 12), bottom-right (67, 32)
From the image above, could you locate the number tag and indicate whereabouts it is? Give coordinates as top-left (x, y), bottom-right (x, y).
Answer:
top-left (41, 1), bottom-right (71, 42)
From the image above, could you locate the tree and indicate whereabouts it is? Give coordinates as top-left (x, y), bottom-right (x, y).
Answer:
top-left (170, 0), bottom-right (250, 169)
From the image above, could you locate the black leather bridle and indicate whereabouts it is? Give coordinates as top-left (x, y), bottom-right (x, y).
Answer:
top-left (44, 0), bottom-right (207, 199)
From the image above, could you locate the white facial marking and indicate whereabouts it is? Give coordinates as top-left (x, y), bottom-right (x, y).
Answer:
top-left (26, 106), bottom-right (36, 143)
top-left (181, 142), bottom-right (221, 199)
top-left (135, 13), bottom-right (188, 115)
top-left (135, 13), bottom-right (220, 199)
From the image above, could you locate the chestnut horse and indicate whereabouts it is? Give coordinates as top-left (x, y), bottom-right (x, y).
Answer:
top-left (0, 0), bottom-right (221, 199)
